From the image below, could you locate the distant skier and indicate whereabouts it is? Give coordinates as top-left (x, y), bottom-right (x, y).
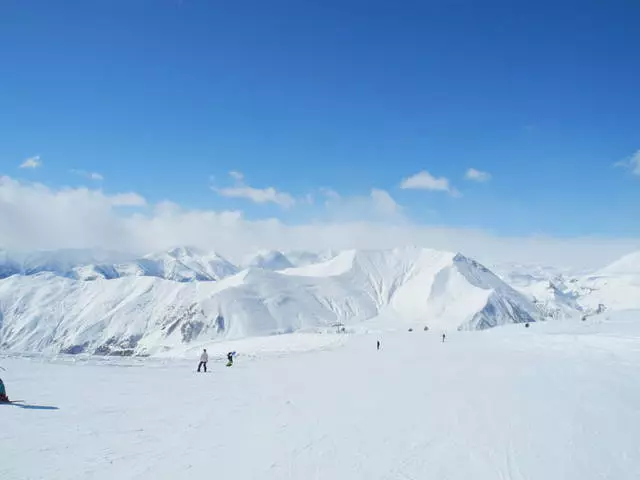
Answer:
top-left (226, 352), bottom-right (234, 367)
top-left (0, 377), bottom-right (9, 403)
top-left (197, 349), bottom-right (208, 373)
top-left (442, 333), bottom-right (446, 343)
top-left (377, 340), bottom-right (381, 351)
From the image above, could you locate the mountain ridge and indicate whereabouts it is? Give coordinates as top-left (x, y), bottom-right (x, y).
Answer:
top-left (0, 246), bottom-right (543, 356)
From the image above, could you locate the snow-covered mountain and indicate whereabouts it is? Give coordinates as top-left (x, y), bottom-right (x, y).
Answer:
top-left (597, 251), bottom-right (640, 276)
top-left (0, 246), bottom-right (238, 282)
top-left (241, 250), bottom-right (294, 271)
top-left (139, 247), bottom-right (238, 281)
top-left (493, 251), bottom-right (640, 318)
top-left (0, 248), bottom-right (134, 279)
top-left (567, 251), bottom-right (640, 312)
top-left (284, 250), bottom-right (338, 267)
top-left (0, 247), bottom-right (542, 356)
top-left (492, 262), bottom-right (586, 320)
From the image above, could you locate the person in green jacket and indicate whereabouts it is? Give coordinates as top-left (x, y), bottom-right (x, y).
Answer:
top-left (0, 377), bottom-right (9, 402)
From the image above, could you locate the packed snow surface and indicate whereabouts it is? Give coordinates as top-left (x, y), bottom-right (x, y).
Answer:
top-left (2, 311), bottom-right (640, 480)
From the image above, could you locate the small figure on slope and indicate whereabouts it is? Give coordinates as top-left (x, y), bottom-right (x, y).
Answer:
top-left (442, 333), bottom-right (446, 343)
top-left (377, 340), bottom-right (381, 351)
top-left (0, 377), bottom-right (9, 403)
top-left (226, 352), bottom-right (234, 367)
top-left (197, 349), bottom-right (208, 373)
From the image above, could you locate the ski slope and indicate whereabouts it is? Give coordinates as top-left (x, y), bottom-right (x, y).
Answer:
top-left (2, 311), bottom-right (640, 480)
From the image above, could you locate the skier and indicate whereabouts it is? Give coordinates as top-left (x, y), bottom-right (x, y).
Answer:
top-left (377, 340), bottom-right (381, 350)
top-left (226, 352), bottom-right (234, 367)
top-left (442, 333), bottom-right (446, 343)
top-left (0, 377), bottom-right (9, 403)
top-left (197, 349), bottom-right (208, 373)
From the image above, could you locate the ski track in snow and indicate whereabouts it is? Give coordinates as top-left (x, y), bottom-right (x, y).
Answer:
top-left (3, 313), bottom-right (640, 480)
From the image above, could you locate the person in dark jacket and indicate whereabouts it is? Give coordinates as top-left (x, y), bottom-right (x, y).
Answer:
top-left (0, 377), bottom-right (9, 402)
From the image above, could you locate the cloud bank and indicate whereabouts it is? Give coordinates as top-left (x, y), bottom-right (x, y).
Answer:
top-left (0, 176), bottom-right (638, 268)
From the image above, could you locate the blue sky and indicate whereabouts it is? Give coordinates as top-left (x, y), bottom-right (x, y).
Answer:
top-left (1, 0), bottom-right (639, 249)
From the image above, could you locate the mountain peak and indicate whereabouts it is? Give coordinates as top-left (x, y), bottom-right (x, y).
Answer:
top-left (165, 246), bottom-right (206, 258)
top-left (599, 251), bottom-right (640, 275)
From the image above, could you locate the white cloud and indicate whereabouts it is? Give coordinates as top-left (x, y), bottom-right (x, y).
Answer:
top-left (465, 168), bottom-right (492, 182)
top-left (370, 189), bottom-right (402, 216)
top-left (400, 170), bottom-right (458, 195)
top-left (303, 193), bottom-right (315, 205)
top-left (20, 156), bottom-right (42, 169)
top-left (0, 176), bottom-right (638, 269)
top-left (319, 187), bottom-right (341, 202)
top-left (216, 185), bottom-right (296, 208)
top-left (109, 192), bottom-right (147, 207)
top-left (213, 172), bottom-right (296, 208)
top-left (71, 170), bottom-right (104, 181)
top-left (319, 188), bottom-right (402, 220)
top-left (229, 170), bottom-right (244, 181)
top-left (615, 150), bottom-right (640, 176)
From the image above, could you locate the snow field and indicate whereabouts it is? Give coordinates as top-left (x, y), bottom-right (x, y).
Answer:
top-left (3, 313), bottom-right (640, 480)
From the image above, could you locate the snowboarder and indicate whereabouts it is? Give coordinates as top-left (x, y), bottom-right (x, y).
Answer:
top-left (377, 340), bottom-right (381, 351)
top-left (0, 377), bottom-right (9, 403)
top-left (442, 333), bottom-right (446, 343)
top-left (226, 352), bottom-right (234, 367)
top-left (197, 349), bottom-right (208, 372)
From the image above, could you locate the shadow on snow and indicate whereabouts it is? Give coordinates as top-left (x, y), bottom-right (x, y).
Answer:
top-left (1, 401), bottom-right (59, 410)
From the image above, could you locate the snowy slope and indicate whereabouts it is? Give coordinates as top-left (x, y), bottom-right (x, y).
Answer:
top-left (566, 251), bottom-right (640, 312)
top-left (0, 248), bottom-right (133, 279)
top-left (141, 246), bottom-right (238, 281)
top-left (2, 310), bottom-right (640, 480)
top-left (492, 251), bottom-right (640, 316)
top-left (598, 251), bottom-right (640, 275)
top-left (284, 249), bottom-right (337, 267)
top-left (0, 247), bottom-right (542, 356)
top-left (241, 250), bottom-right (294, 271)
top-left (492, 262), bottom-right (586, 320)
top-left (0, 247), bottom-right (238, 282)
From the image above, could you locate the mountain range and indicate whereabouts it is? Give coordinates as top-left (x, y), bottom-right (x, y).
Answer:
top-left (0, 245), bottom-right (638, 356)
